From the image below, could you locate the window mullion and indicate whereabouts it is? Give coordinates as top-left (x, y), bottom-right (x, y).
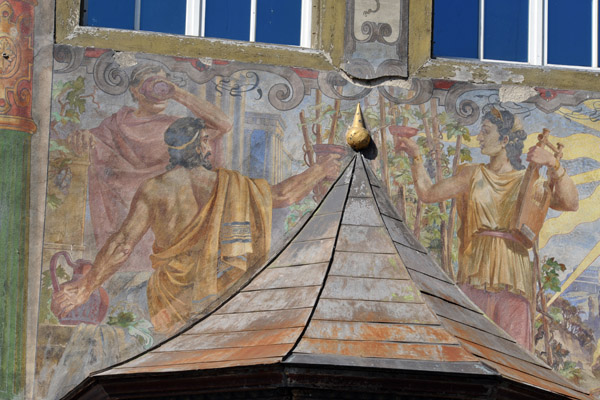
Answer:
top-left (134, 0), bottom-right (141, 30)
top-left (593, 0), bottom-right (598, 68)
top-left (300, 0), bottom-right (312, 47)
top-left (528, 0), bottom-right (543, 65)
top-left (185, 0), bottom-right (202, 36)
top-left (249, 0), bottom-right (257, 42)
top-left (543, 0), bottom-right (548, 65)
top-left (201, 0), bottom-right (206, 37)
top-left (479, 0), bottom-right (485, 60)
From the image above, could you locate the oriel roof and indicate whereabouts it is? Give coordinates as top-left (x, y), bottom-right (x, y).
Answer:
top-left (64, 155), bottom-right (591, 400)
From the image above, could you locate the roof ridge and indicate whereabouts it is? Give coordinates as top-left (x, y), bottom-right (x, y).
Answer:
top-left (282, 158), bottom-right (356, 361)
top-left (289, 154), bottom-right (481, 365)
top-left (88, 156), bottom-right (358, 377)
top-left (71, 152), bottom-right (592, 400)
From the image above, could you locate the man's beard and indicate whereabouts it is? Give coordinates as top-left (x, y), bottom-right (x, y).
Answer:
top-left (200, 151), bottom-right (213, 170)
top-left (187, 151), bottom-right (212, 170)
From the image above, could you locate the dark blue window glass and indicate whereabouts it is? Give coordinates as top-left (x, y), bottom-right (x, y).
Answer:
top-left (433, 0), bottom-right (479, 58)
top-left (548, 0), bottom-right (591, 66)
top-left (84, 0), bottom-right (135, 30)
top-left (256, 0), bottom-right (302, 46)
top-left (140, 0), bottom-right (186, 35)
top-left (484, 0), bottom-right (528, 62)
top-left (205, 0), bottom-right (251, 41)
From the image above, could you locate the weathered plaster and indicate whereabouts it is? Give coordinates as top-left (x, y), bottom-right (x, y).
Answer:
top-left (499, 85), bottom-right (538, 103)
top-left (113, 52), bottom-right (138, 68)
top-left (417, 58), bottom-right (600, 92)
top-left (449, 65), bottom-right (475, 83)
top-left (484, 66), bottom-right (525, 84)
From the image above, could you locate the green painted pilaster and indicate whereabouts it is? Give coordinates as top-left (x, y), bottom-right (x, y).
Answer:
top-left (0, 129), bottom-right (31, 399)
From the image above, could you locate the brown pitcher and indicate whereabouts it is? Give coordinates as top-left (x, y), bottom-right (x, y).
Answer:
top-left (49, 251), bottom-right (109, 325)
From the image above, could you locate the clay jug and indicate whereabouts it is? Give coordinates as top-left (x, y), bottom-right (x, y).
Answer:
top-left (49, 251), bottom-right (109, 325)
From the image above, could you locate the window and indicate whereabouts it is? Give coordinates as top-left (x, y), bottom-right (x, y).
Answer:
top-left (433, 0), bottom-right (599, 68)
top-left (81, 0), bottom-right (312, 47)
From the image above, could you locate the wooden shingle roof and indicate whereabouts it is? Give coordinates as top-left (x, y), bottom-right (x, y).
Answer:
top-left (63, 155), bottom-right (591, 400)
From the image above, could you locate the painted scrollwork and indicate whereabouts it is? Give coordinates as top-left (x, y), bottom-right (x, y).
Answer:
top-left (344, 0), bottom-right (409, 80)
top-left (374, 58), bottom-right (407, 82)
top-left (344, 57), bottom-right (377, 81)
top-left (363, 0), bottom-right (380, 16)
top-left (13, 77), bottom-right (31, 108)
top-left (136, 55), bottom-right (305, 110)
top-left (263, 66), bottom-right (306, 111)
top-left (0, 97), bottom-right (9, 114)
top-left (441, 82), bottom-right (481, 126)
top-left (359, 21), bottom-right (395, 45)
top-left (318, 66), bottom-right (372, 101)
top-left (214, 71), bottom-right (261, 99)
top-left (93, 50), bottom-right (129, 96)
top-left (141, 54), bottom-right (216, 85)
top-left (53, 45), bottom-right (85, 73)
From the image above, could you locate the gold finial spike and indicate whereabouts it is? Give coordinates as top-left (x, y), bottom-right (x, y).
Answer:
top-left (346, 103), bottom-right (371, 151)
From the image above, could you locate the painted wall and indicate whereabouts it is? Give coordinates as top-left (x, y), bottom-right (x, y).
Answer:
top-left (34, 47), bottom-right (600, 398)
top-left (3, 0), bottom-right (600, 398)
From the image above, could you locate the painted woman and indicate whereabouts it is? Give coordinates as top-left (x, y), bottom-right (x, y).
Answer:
top-left (396, 107), bottom-right (579, 349)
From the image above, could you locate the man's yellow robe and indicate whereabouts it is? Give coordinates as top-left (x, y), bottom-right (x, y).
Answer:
top-left (146, 169), bottom-right (272, 331)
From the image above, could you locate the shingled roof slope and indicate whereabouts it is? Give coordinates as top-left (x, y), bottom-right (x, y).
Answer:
top-left (64, 155), bottom-right (591, 400)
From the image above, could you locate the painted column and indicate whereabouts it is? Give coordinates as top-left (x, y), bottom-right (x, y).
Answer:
top-left (0, 0), bottom-right (36, 398)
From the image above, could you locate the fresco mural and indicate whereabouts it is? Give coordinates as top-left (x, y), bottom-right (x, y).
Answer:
top-left (374, 87), bottom-right (600, 392)
top-left (38, 48), bottom-right (347, 398)
top-left (397, 106), bottom-right (578, 352)
top-left (35, 45), bottom-right (600, 398)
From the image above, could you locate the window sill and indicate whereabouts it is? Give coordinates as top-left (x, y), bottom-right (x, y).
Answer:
top-left (56, 0), bottom-right (344, 71)
top-left (415, 57), bottom-right (600, 92)
top-left (58, 26), bottom-right (334, 69)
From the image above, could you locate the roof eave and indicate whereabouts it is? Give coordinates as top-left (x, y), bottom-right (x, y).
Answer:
top-left (62, 361), bottom-right (555, 400)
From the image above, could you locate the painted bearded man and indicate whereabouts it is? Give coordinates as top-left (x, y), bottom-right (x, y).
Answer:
top-left (68, 64), bottom-right (232, 273)
top-left (55, 117), bottom-right (341, 333)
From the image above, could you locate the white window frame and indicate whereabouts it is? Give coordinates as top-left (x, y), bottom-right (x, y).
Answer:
top-left (477, 0), bottom-right (599, 69)
top-left (184, 0), bottom-right (312, 47)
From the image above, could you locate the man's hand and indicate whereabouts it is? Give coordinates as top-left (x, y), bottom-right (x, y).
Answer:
top-left (51, 279), bottom-right (93, 319)
top-left (67, 129), bottom-right (95, 156)
top-left (271, 153), bottom-right (343, 208)
top-left (317, 154), bottom-right (342, 180)
top-left (526, 145), bottom-right (556, 168)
